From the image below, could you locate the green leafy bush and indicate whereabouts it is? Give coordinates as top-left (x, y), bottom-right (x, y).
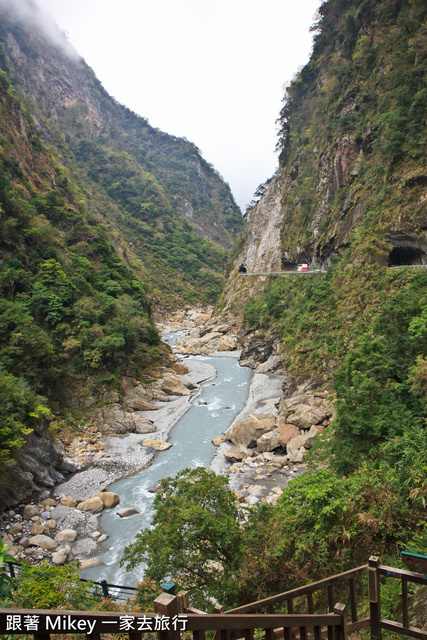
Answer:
top-left (10, 561), bottom-right (97, 610)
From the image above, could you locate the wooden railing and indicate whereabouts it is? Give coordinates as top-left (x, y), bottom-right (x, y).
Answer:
top-left (0, 607), bottom-right (348, 640)
top-left (224, 563), bottom-right (370, 637)
top-left (2, 556), bottom-right (427, 640)
top-left (369, 555), bottom-right (427, 640)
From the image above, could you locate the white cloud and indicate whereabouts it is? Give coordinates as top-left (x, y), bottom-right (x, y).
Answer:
top-left (0, 0), bottom-right (80, 59)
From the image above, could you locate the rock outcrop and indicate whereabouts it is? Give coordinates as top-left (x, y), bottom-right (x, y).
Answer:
top-left (0, 423), bottom-right (78, 512)
top-left (219, 381), bottom-right (334, 466)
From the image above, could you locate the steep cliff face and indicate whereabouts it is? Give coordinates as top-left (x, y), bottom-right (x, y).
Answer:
top-left (232, 0), bottom-right (426, 275)
top-left (238, 171), bottom-right (285, 273)
top-left (218, 0), bottom-right (427, 479)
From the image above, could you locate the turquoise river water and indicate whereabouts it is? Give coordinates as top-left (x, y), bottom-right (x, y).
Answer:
top-left (81, 352), bottom-right (253, 587)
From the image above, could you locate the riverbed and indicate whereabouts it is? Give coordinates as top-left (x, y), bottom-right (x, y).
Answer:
top-left (80, 354), bottom-right (255, 585)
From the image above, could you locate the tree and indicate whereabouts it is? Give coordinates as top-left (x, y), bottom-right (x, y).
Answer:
top-left (121, 467), bottom-right (245, 606)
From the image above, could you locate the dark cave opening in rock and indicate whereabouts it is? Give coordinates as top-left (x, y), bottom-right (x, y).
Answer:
top-left (388, 246), bottom-right (425, 266)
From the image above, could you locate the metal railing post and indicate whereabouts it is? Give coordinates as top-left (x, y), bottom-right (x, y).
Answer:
top-left (100, 579), bottom-right (109, 599)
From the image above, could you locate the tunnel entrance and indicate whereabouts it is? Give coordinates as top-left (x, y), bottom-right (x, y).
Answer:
top-left (388, 246), bottom-right (425, 266)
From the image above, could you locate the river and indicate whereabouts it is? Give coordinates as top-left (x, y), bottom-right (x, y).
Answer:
top-left (81, 352), bottom-right (253, 586)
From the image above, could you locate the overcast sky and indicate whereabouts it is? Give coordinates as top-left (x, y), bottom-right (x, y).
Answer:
top-left (32, 0), bottom-right (321, 212)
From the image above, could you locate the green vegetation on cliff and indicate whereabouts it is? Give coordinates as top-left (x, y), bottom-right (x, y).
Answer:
top-left (214, 0), bottom-right (427, 606)
top-left (238, 262), bottom-right (427, 596)
top-left (276, 0), bottom-right (426, 265)
top-left (0, 77), bottom-right (169, 472)
top-left (0, 0), bottom-right (243, 306)
top-left (0, 1), bottom-right (243, 472)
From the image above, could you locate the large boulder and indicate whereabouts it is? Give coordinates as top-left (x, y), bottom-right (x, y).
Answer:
top-left (98, 406), bottom-right (156, 434)
top-left (41, 498), bottom-right (57, 508)
top-left (80, 558), bottom-right (105, 569)
top-left (23, 505), bottom-right (38, 520)
top-left (123, 383), bottom-right (149, 403)
top-left (29, 534), bottom-right (57, 550)
top-left (55, 529), bottom-right (77, 543)
top-left (226, 413), bottom-right (276, 448)
top-left (133, 416), bottom-right (157, 434)
top-left (52, 545), bottom-right (71, 566)
top-left (301, 425), bottom-right (322, 449)
top-left (9, 524), bottom-right (23, 536)
top-left (217, 336), bottom-right (238, 351)
top-left (286, 404), bottom-right (330, 430)
top-left (281, 394), bottom-right (332, 429)
top-left (160, 374), bottom-right (191, 396)
top-left (276, 422), bottom-right (300, 447)
top-left (198, 331), bottom-right (223, 346)
top-left (141, 439), bottom-right (172, 451)
top-left (283, 394), bottom-right (313, 413)
top-left (286, 434), bottom-right (308, 454)
top-left (92, 492), bottom-right (120, 509)
top-left (171, 362), bottom-right (189, 375)
top-left (288, 449), bottom-right (304, 463)
top-left (224, 444), bottom-right (256, 463)
top-left (76, 497), bottom-right (104, 513)
top-left (31, 524), bottom-right (46, 535)
top-left (125, 399), bottom-right (159, 411)
top-left (256, 430), bottom-right (280, 453)
top-left (60, 496), bottom-right (77, 507)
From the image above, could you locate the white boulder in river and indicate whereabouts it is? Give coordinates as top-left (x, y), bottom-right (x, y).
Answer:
top-left (117, 508), bottom-right (139, 518)
top-left (80, 558), bottom-right (105, 569)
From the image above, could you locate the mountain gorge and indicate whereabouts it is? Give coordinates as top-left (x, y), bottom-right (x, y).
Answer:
top-left (0, 0), bottom-right (242, 496)
top-left (0, 0), bottom-right (243, 303)
top-left (1, 0), bottom-right (427, 612)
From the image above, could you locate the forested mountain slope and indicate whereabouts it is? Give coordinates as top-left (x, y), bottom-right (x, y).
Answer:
top-left (0, 0), bottom-right (243, 491)
top-left (208, 0), bottom-right (427, 605)
top-left (0, 0), bottom-right (243, 305)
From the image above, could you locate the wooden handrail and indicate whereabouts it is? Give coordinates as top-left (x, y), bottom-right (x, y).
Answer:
top-left (3, 558), bottom-right (426, 640)
top-left (376, 561), bottom-right (427, 640)
top-left (0, 608), bottom-right (345, 639)
top-left (378, 564), bottom-right (427, 586)
top-left (225, 564), bottom-right (368, 614)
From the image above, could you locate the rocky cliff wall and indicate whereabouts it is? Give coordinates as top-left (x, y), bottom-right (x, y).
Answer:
top-left (229, 0), bottom-right (427, 280)
top-left (0, 423), bottom-right (76, 512)
top-left (238, 170), bottom-right (285, 273)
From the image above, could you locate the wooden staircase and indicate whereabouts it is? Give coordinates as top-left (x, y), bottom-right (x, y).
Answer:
top-left (0, 556), bottom-right (426, 639)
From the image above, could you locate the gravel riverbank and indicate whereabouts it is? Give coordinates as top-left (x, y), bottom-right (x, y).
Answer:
top-left (53, 358), bottom-right (217, 502)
